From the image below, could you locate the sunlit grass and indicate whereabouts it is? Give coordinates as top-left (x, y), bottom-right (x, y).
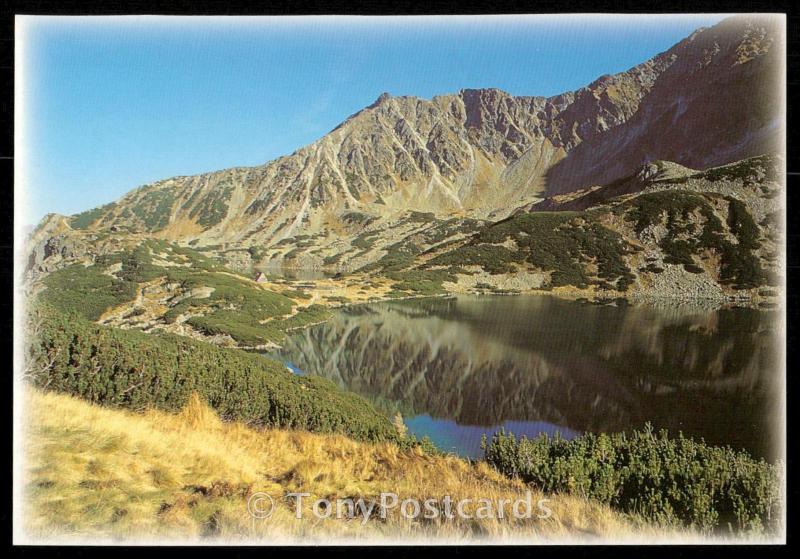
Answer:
top-left (20, 389), bottom-right (670, 544)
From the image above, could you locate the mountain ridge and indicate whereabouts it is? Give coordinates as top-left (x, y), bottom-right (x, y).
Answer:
top-left (59, 17), bottom-right (778, 236)
top-left (28, 15), bottom-right (783, 283)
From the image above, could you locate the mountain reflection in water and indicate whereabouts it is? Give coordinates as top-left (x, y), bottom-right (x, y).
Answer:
top-left (275, 295), bottom-right (782, 460)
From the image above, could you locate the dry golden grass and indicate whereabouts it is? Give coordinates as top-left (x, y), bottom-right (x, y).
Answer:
top-left (21, 390), bottom-right (675, 544)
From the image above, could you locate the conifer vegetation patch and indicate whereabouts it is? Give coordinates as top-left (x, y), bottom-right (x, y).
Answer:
top-left (484, 427), bottom-right (782, 533)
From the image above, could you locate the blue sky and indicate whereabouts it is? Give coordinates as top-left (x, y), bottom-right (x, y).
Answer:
top-left (18, 14), bottom-right (727, 224)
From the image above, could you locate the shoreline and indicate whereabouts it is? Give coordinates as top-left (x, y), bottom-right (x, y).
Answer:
top-left (239, 281), bottom-right (784, 352)
top-left (323, 281), bottom-right (782, 313)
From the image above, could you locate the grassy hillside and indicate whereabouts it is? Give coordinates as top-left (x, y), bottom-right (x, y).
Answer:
top-left (25, 304), bottom-right (403, 444)
top-left (21, 390), bottom-right (660, 543)
top-left (427, 211), bottom-right (636, 291)
top-left (36, 239), bottom-right (330, 347)
top-left (411, 158), bottom-right (782, 296)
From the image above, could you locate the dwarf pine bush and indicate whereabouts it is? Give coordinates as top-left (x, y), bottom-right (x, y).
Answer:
top-left (25, 304), bottom-right (400, 444)
top-left (483, 427), bottom-right (782, 533)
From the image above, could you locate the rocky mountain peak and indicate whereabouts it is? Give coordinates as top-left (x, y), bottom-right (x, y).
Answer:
top-left (368, 91), bottom-right (392, 108)
top-left (54, 16), bottom-right (782, 260)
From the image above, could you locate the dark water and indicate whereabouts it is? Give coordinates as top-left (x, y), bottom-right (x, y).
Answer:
top-left (275, 295), bottom-right (783, 460)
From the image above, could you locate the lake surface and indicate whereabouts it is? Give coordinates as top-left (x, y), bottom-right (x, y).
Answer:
top-left (275, 295), bottom-right (783, 460)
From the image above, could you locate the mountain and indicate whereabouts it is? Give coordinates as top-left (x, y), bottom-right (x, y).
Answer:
top-left (543, 16), bottom-right (783, 194)
top-left (44, 15), bottom-right (780, 271)
top-left (403, 154), bottom-right (783, 298)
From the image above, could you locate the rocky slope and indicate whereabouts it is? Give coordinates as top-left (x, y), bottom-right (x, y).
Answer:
top-left (401, 154), bottom-right (783, 300)
top-left (543, 16), bottom-right (784, 194)
top-left (35, 15), bottom-right (781, 272)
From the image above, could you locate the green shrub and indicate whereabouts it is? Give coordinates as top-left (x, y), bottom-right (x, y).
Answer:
top-left (405, 211), bottom-right (437, 223)
top-left (625, 192), bottom-right (766, 288)
top-left (171, 274), bottom-right (336, 345)
top-left (39, 240), bottom-right (239, 322)
top-left (281, 289), bottom-right (312, 300)
top-left (342, 211), bottom-right (376, 226)
top-left (432, 245), bottom-right (517, 275)
top-left (131, 188), bottom-right (176, 231)
top-left (168, 271), bottom-right (295, 345)
top-left (283, 247), bottom-right (305, 259)
top-left (187, 310), bottom-right (280, 346)
top-left (726, 197), bottom-right (761, 250)
top-left (694, 155), bottom-right (780, 185)
top-left (367, 242), bottom-right (420, 272)
top-left (386, 269), bottom-right (457, 295)
top-left (39, 242), bottom-right (310, 345)
top-left (188, 185), bottom-right (233, 229)
top-left (176, 246), bottom-right (226, 272)
top-left (39, 264), bottom-right (138, 321)
top-left (105, 244), bottom-right (168, 283)
top-left (483, 427), bottom-right (782, 533)
top-left (429, 212), bottom-right (636, 290)
top-left (248, 246), bottom-right (268, 263)
top-left (352, 231), bottom-right (381, 251)
top-left (71, 202), bottom-right (116, 230)
top-left (323, 253), bottom-right (344, 266)
top-left (26, 304), bottom-right (400, 443)
top-left (641, 264), bottom-right (665, 274)
top-left (274, 304), bottom-right (331, 331)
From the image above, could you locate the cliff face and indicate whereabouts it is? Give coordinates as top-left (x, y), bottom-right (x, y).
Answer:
top-left (56, 15), bottom-right (781, 258)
